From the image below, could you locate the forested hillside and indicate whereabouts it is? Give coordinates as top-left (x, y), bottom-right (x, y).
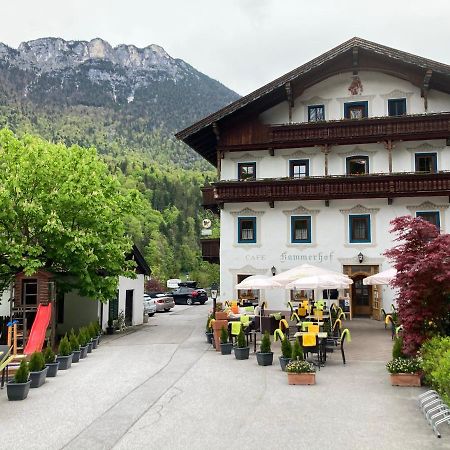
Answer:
top-left (0, 37), bottom-right (237, 285)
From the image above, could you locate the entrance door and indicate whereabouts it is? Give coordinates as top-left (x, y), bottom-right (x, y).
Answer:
top-left (125, 290), bottom-right (133, 326)
top-left (352, 275), bottom-right (372, 316)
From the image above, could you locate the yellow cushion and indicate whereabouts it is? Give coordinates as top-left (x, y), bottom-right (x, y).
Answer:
top-left (302, 333), bottom-right (316, 347)
top-left (308, 324), bottom-right (319, 334)
top-left (231, 322), bottom-right (242, 336)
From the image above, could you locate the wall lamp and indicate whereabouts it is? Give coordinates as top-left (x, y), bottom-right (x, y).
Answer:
top-left (271, 266), bottom-right (277, 276)
top-left (358, 252), bottom-right (364, 264)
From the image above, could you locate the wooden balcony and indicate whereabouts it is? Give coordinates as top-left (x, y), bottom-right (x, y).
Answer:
top-left (219, 113), bottom-right (450, 151)
top-left (204, 171), bottom-right (450, 205)
top-left (200, 238), bottom-right (220, 263)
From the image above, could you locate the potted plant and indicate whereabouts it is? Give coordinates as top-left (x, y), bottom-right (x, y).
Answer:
top-left (69, 329), bottom-right (81, 363)
top-left (291, 339), bottom-right (304, 362)
top-left (78, 328), bottom-right (89, 359)
top-left (56, 334), bottom-right (73, 370)
top-left (234, 328), bottom-right (250, 360)
top-left (89, 322), bottom-right (99, 349)
top-left (256, 331), bottom-right (273, 366)
top-left (106, 318), bottom-right (114, 335)
top-left (7, 359), bottom-right (31, 401)
top-left (205, 314), bottom-right (214, 344)
top-left (286, 359), bottom-right (316, 385)
top-left (94, 321), bottom-right (102, 345)
top-left (386, 357), bottom-right (422, 386)
top-left (279, 335), bottom-right (292, 371)
top-left (43, 346), bottom-right (59, 377)
top-left (86, 326), bottom-right (94, 353)
top-left (29, 351), bottom-right (48, 388)
top-left (220, 326), bottom-right (233, 355)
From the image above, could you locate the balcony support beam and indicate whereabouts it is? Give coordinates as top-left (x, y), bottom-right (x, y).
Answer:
top-left (285, 82), bottom-right (294, 124)
top-left (384, 139), bottom-right (395, 174)
top-left (320, 144), bottom-right (332, 176)
top-left (421, 69), bottom-right (433, 111)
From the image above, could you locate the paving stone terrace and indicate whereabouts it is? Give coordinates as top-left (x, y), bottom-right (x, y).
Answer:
top-left (0, 304), bottom-right (449, 449)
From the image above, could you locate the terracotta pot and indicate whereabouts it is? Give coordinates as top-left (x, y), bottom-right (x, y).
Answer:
top-left (212, 319), bottom-right (228, 352)
top-left (215, 312), bottom-right (228, 320)
top-left (390, 373), bottom-right (421, 387)
top-left (287, 372), bottom-right (316, 385)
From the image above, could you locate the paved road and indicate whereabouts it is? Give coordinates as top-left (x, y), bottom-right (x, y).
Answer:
top-left (0, 303), bottom-right (449, 449)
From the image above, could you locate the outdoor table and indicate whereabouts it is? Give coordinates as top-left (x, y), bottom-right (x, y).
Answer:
top-left (305, 313), bottom-right (330, 321)
top-left (296, 321), bottom-right (324, 328)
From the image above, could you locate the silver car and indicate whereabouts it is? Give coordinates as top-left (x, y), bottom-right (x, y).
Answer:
top-left (144, 296), bottom-right (157, 317)
top-left (145, 293), bottom-right (175, 312)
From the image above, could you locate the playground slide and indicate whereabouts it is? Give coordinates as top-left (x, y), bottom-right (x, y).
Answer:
top-left (24, 303), bottom-right (52, 355)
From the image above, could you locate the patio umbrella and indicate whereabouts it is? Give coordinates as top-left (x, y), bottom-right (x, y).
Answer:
top-left (285, 274), bottom-right (353, 290)
top-left (363, 268), bottom-right (397, 286)
top-left (235, 274), bottom-right (282, 290)
top-left (272, 263), bottom-right (349, 287)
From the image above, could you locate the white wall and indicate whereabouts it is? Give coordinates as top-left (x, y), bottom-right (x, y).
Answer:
top-left (220, 139), bottom-right (449, 180)
top-left (117, 274), bottom-right (144, 326)
top-left (219, 196), bottom-right (450, 312)
top-left (0, 289), bottom-right (11, 316)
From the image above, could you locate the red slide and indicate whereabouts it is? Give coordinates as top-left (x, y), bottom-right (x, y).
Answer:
top-left (24, 303), bottom-right (52, 355)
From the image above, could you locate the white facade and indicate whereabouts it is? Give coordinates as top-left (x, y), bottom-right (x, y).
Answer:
top-left (218, 70), bottom-right (450, 315)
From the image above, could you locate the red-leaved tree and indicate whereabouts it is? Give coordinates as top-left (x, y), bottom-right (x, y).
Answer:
top-left (385, 216), bottom-right (450, 356)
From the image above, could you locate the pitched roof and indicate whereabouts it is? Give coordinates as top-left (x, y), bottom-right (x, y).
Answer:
top-left (176, 37), bottom-right (450, 166)
top-left (129, 245), bottom-right (151, 276)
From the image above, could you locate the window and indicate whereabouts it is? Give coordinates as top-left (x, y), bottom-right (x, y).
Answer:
top-left (289, 160), bottom-right (309, 178)
top-left (349, 214), bottom-right (371, 243)
top-left (109, 290), bottom-right (119, 321)
top-left (238, 162), bottom-right (256, 181)
top-left (415, 153), bottom-right (437, 173)
top-left (308, 105), bottom-right (325, 122)
top-left (22, 279), bottom-right (38, 305)
top-left (344, 101), bottom-right (368, 119)
top-left (238, 217), bottom-right (256, 243)
top-left (291, 216), bottom-right (311, 243)
top-left (346, 156), bottom-right (369, 175)
top-left (416, 211), bottom-right (440, 229)
top-left (388, 98), bottom-right (407, 116)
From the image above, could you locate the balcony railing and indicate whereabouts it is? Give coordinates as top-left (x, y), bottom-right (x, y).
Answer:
top-left (203, 171), bottom-right (450, 204)
top-left (200, 238), bottom-right (220, 262)
top-left (219, 113), bottom-right (450, 150)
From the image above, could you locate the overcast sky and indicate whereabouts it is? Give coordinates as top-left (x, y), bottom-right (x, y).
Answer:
top-left (2, 0), bottom-right (450, 95)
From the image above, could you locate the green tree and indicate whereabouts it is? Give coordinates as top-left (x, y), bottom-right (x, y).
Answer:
top-left (0, 129), bottom-right (138, 301)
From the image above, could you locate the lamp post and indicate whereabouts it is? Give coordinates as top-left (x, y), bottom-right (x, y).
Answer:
top-left (211, 282), bottom-right (218, 319)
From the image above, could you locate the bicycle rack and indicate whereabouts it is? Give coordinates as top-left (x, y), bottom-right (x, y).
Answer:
top-left (418, 391), bottom-right (450, 438)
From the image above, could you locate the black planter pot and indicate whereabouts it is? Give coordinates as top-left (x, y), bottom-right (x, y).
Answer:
top-left (72, 350), bottom-right (81, 363)
top-left (80, 346), bottom-right (88, 359)
top-left (279, 356), bottom-right (292, 371)
top-left (106, 326), bottom-right (114, 335)
top-left (87, 341), bottom-right (93, 353)
top-left (56, 353), bottom-right (73, 370)
top-left (205, 331), bottom-right (213, 344)
top-left (45, 362), bottom-right (60, 377)
top-left (29, 366), bottom-right (48, 388)
top-left (256, 352), bottom-right (274, 366)
top-left (220, 342), bottom-right (233, 355)
top-left (7, 380), bottom-right (31, 401)
top-left (234, 346), bottom-right (250, 360)
top-left (97, 334), bottom-right (101, 345)
top-left (92, 337), bottom-right (99, 349)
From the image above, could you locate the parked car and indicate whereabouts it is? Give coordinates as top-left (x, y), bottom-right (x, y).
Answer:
top-left (143, 295), bottom-right (157, 317)
top-left (145, 293), bottom-right (175, 312)
top-left (169, 282), bottom-right (208, 305)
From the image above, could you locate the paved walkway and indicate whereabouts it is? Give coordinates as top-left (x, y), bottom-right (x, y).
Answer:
top-left (0, 305), bottom-right (448, 449)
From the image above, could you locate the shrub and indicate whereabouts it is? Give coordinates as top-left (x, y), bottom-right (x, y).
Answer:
top-left (431, 349), bottom-right (450, 405)
top-left (421, 336), bottom-right (450, 385)
top-left (78, 327), bottom-right (89, 347)
top-left (14, 360), bottom-right (29, 383)
top-left (205, 314), bottom-right (213, 332)
top-left (88, 322), bottom-right (97, 339)
top-left (281, 336), bottom-right (292, 359)
top-left (28, 351), bottom-right (45, 372)
top-left (291, 340), bottom-right (303, 361)
top-left (220, 326), bottom-right (228, 344)
top-left (69, 330), bottom-right (80, 352)
top-left (260, 331), bottom-right (271, 353)
top-left (58, 335), bottom-right (72, 356)
top-left (386, 357), bottom-right (422, 374)
top-left (237, 328), bottom-right (247, 348)
top-left (43, 346), bottom-right (56, 364)
top-left (392, 336), bottom-right (406, 359)
top-left (286, 360), bottom-right (315, 373)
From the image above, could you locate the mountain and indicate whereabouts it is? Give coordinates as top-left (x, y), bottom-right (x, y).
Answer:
top-left (0, 37), bottom-right (239, 167)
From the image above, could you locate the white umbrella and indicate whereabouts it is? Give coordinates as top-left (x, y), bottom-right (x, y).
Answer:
top-left (235, 274), bottom-right (282, 289)
top-left (286, 274), bottom-right (353, 290)
top-left (363, 268), bottom-right (397, 286)
top-left (273, 263), bottom-right (349, 287)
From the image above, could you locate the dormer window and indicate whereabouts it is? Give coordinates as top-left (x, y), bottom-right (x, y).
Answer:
top-left (346, 156), bottom-right (369, 175)
top-left (238, 162), bottom-right (256, 180)
top-left (308, 105), bottom-right (325, 122)
top-left (388, 98), bottom-right (407, 116)
top-left (344, 101), bottom-right (368, 119)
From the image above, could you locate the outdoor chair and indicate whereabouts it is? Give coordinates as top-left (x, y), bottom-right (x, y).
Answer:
top-left (298, 307), bottom-right (307, 318)
top-left (301, 333), bottom-right (321, 370)
top-left (339, 329), bottom-right (351, 365)
top-left (307, 324), bottom-right (319, 334)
